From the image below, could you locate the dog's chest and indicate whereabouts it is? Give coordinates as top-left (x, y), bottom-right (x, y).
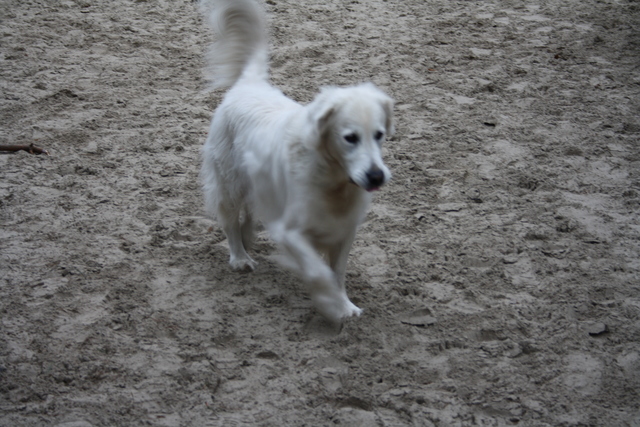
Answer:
top-left (304, 185), bottom-right (368, 245)
top-left (321, 183), bottom-right (364, 217)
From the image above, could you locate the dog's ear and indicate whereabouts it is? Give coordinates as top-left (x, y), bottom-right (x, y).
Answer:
top-left (307, 87), bottom-right (340, 136)
top-left (360, 82), bottom-right (394, 138)
top-left (315, 105), bottom-right (335, 133)
top-left (380, 94), bottom-right (395, 138)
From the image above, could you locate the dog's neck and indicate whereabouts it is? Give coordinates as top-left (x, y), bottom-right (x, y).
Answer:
top-left (313, 133), bottom-right (356, 190)
top-left (313, 152), bottom-right (354, 192)
top-left (321, 178), bottom-right (363, 217)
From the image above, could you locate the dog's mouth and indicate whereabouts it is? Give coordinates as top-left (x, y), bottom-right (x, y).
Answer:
top-left (349, 177), bottom-right (382, 192)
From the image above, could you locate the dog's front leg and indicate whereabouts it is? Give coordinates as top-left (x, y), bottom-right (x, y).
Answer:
top-left (280, 229), bottom-right (362, 321)
top-left (327, 230), bottom-right (356, 292)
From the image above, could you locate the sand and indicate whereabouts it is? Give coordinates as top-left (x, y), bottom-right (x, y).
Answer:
top-left (1, 0), bottom-right (639, 425)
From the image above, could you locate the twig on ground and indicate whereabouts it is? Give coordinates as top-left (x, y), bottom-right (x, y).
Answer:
top-left (0, 143), bottom-right (50, 156)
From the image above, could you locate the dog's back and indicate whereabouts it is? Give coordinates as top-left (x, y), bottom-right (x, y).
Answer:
top-left (200, 0), bottom-right (269, 89)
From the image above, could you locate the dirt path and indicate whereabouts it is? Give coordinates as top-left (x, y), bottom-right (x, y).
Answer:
top-left (1, 0), bottom-right (639, 425)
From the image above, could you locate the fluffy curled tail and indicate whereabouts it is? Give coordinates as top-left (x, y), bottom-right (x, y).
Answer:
top-left (200, 0), bottom-right (269, 89)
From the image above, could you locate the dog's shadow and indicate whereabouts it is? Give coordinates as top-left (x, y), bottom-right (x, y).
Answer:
top-left (302, 313), bottom-right (344, 337)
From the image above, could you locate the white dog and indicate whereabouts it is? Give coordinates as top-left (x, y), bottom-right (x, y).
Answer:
top-left (199, 0), bottom-right (394, 321)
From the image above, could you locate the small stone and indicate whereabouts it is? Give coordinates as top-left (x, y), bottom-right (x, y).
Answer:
top-left (586, 322), bottom-right (608, 336)
top-left (400, 308), bottom-right (437, 327)
top-left (594, 300), bottom-right (617, 308)
top-left (256, 350), bottom-right (279, 359)
top-left (54, 422), bottom-right (95, 427)
top-left (437, 203), bottom-right (466, 212)
top-left (84, 141), bottom-right (99, 153)
top-left (506, 343), bottom-right (523, 358)
top-left (502, 255), bottom-right (518, 264)
top-left (471, 48), bottom-right (492, 57)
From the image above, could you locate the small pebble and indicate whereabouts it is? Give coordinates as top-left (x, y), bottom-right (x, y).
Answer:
top-left (587, 322), bottom-right (608, 336)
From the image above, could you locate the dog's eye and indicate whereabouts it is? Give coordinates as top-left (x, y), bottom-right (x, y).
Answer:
top-left (374, 130), bottom-right (385, 141)
top-left (344, 133), bottom-right (359, 144)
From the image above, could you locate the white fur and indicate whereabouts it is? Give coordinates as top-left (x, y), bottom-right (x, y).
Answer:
top-left (200, 0), bottom-right (394, 321)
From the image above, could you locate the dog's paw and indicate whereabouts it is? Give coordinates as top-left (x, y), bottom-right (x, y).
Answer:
top-left (229, 257), bottom-right (257, 272)
top-left (313, 293), bottom-right (362, 322)
top-left (343, 299), bottom-right (363, 318)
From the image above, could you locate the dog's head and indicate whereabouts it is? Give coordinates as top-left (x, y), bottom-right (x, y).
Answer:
top-left (307, 83), bottom-right (394, 192)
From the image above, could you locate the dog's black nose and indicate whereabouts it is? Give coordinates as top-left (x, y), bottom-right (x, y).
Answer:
top-left (366, 168), bottom-right (385, 189)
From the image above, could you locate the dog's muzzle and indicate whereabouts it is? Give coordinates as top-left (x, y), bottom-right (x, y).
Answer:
top-left (350, 167), bottom-right (386, 192)
top-left (365, 168), bottom-right (385, 190)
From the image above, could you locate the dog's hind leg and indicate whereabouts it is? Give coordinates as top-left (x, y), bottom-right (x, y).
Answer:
top-left (218, 203), bottom-right (257, 272)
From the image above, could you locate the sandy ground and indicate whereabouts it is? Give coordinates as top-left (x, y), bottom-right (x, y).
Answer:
top-left (1, 0), bottom-right (640, 425)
